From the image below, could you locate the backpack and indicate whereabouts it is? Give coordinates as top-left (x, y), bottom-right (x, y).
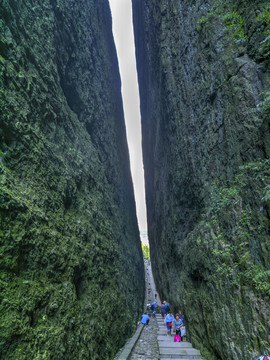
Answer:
top-left (174, 334), bottom-right (180, 342)
top-left (180, 326), bottom-right (186, 337)
top-left (151, 304), bottom-right (154, 310)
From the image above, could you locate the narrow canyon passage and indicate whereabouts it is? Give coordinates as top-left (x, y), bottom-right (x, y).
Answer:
top-left (116, 262), bottom-right (203, 359)
top-left (0, 1), bottom-right (270, 360)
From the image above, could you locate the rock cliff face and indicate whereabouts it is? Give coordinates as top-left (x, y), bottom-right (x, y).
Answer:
top-left (0, 1), bottom-right (144, 359)
top-left (133, 1), bottom-right (270, 359)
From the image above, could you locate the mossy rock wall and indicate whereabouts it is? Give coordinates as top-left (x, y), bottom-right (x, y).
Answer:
top-left (0, 1), bottom-right (144, 359)
top-left (132, 0), bottom-right (270, 359)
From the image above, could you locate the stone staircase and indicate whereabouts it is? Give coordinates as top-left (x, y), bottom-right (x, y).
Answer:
top-left (156, 314), bottom-right (203, 359)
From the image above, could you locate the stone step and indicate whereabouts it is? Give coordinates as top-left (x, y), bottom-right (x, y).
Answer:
top-left (158, 329), bottom-right (187, 334)
top-left (160, 354), bottom-right (202, 359)
top-left (158, 336), bottom-right (190, 342)
top-left (158, 325), bottom-right (169, 329)
top-left (159, 342), bottom-right (192, 348)
top-left (138, 289), bottom-right (201, 359)
top-left (160, 355), bottom-right (203, 360)
top-left (158, 331), bottom-right (184, 335)
top-left (159, 344), bottom-right (193, 349)
top-left (157, 328), bottom-right (183, 334)
top-left (159, 348), bottom-right (201, 356)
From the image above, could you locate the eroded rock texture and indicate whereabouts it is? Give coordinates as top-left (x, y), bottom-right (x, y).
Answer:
top-left (132, 0), bottom-right (270, 359)
top-left (0, 1), bottom-right (144, 359)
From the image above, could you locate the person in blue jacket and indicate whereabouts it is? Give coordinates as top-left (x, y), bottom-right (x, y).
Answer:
top-left (173, 314), bottom-right (184, 342)
top-left (176, 309), bottom-right (186, 326)
top-left (151, 301), bottom-right (157, 316)
top-left (160, 302), bottom-right (166, 318)
top-left (141, 313), bottom-right (150, 325)
top-left (164, 312), bottom-right (175, 336)
top-left (164, 301), bottom-right (170, 314)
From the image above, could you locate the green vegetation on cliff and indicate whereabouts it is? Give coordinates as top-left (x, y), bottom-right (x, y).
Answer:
top-left (132, 0), bottom-right (270, 359)
top-left (197, 0), bottom-right (270, 62)
top-left (142, 244), bottom-right (150, 261)
top-left (182, 159), bottom-right (270, 359)
top-left (0, 1), bottom-right (144, 359)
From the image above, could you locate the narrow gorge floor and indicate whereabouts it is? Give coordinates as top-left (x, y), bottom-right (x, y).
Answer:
top-left (117, 261), bottom-right (203, 359)
top-left (129, 317), bottom-right (160, 359)
top-left (156, 314), bottom-right (203, 359)
top-left (127, 260), bottom-right (160, 359)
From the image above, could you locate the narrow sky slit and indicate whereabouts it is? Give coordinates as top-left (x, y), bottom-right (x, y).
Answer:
top-left (108, 0), bottom-right (148, 245)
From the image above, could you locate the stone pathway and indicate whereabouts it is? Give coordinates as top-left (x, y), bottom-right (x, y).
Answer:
top-left (129, 315), bottom-right (160, 359)
top-left (115, 261), bottom-right (203, 359)
top-left (128, 261), bottom-right (160, 359)
top-left (115, 260), bottom-right (160, 359)
top-left (145, 261), bottom-right (161, 307)
top-left (156, 314), bottom-right (203, 359)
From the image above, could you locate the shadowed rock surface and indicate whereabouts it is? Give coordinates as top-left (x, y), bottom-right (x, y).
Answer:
top-left (0, 1), bottom-right (144, 359)
top-left (132, 1), bottom-right (270, 359)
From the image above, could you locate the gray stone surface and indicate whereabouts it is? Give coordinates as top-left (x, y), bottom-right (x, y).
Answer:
top-left (132, 0), bottom-right (270, 359)
top-left (117, 324), bottom-right (145, 360)
top-left (159, 343), bottom-right (193, 348)
top-left (129, 317), bottom-right (160, 360)
top-left (0, 1), bottom-right (144, 359)
top-left (156, 314), bottom-right (202, 359)
top-left (115, 261), bottom-right (160, 359)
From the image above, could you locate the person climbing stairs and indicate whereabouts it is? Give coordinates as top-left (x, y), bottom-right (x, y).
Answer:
top-left (156, 313), bottom-right (203, 359)
top-left (116, 261), bottom-right (203, 359)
